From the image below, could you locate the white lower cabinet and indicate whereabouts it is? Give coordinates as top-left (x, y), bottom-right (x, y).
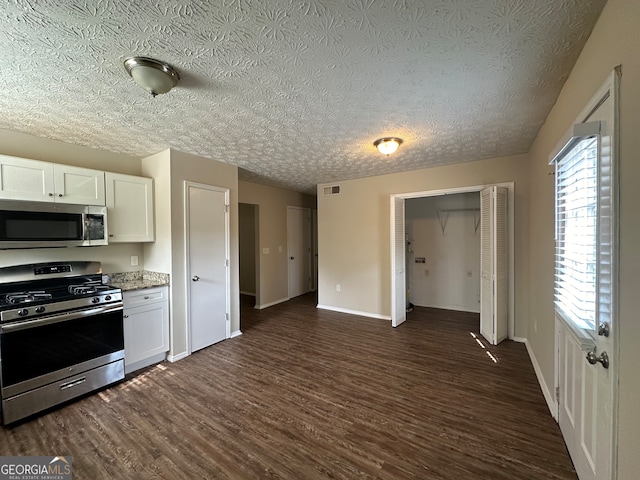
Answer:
top-left (123, 286), bottom-right (169, 374)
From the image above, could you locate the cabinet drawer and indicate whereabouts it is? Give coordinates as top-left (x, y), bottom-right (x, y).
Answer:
top-left (123, 286), bottom-right (167, 308)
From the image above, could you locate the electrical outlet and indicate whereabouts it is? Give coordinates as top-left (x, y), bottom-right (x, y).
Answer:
top-left (336, 284), bottom-right (341, 292)
top-left (130, 255), bottom-right (139, 266)
top-left (467, 270), bottom-right (473, 277)
top-left (424, 269), bottom-right (429, 276)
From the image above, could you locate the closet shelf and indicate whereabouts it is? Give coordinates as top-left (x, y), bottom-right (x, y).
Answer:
top-left (436, 208), bottom-right (481, 234)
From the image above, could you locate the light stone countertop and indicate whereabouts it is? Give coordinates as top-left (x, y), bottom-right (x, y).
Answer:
top-left (105, 271), bottom-right (170, 292)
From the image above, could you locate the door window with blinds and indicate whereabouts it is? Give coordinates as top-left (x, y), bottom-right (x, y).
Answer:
top-left (551, 120), bottom-right (610, 333)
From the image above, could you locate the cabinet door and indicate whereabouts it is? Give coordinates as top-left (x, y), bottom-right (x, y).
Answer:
top-left (0, 155), bottom-right (55, 202)
top-left (124, 301), bottom-right (169, 366)
top-left (53, 165), bottom-right (105, 205)
top-left (106, 172), bottom-right (155, 242)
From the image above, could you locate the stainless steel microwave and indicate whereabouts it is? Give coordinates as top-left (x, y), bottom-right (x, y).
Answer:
top-left (0, 200), bottom-right (108, 249)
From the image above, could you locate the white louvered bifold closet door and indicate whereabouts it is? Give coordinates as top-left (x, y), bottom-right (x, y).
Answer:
top-left (391, 196), bottom-right (406, 327)
top-left (480, 186), bottom-right (508, 345)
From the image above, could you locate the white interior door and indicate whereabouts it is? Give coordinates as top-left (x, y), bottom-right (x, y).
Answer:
top-left (556, 71), bottom-right (617, 480)
top-left (186, 182), bottom-right (229, 353)
top-left (287, 206), bottom-right (311, 299)
top-left (480, 186), bottom-right (508, 345)
top-left (391, 196), bottom-right (406, 327)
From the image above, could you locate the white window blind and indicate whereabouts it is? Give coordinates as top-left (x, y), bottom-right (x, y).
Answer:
top-left (551, 121), bottom-right (603, 332)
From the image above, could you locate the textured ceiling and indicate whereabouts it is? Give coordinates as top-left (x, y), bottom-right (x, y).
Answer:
top-left (0, 0), bottom-right (606, 194)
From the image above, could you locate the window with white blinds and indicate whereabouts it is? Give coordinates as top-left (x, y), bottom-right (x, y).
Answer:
top-left (552, 121), bottom-right (603, 332)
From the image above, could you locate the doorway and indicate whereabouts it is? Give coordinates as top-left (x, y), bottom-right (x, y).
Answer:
top-left (391, 183), bottom-right (514, 340)
top-left (405, 192), bottom-right (481, 313)
top-left (239, 203), bottom-right (259, 308)
top-left (287, 206), bottom-right (312, 299)
top-left (185, 182), bottom-right (230, 353)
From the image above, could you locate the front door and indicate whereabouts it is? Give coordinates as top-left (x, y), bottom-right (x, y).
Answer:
top-left (556, 70), bottom-right (618, 480)
top-left (186, 182), bottom-right (229, 353)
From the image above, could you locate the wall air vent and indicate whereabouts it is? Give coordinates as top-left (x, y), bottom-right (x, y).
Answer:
top-left (323, 185), bottom-right (341, 196)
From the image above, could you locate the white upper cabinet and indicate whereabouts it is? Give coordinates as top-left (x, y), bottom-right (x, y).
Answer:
top-left (105, 172), bottom-right (155, 243)
top-left (53, 164), bottom-right (105, 205)
top-left (0, 154), bottom-right (54, 202)
top-left (0, 154), bottom-right (105, 205)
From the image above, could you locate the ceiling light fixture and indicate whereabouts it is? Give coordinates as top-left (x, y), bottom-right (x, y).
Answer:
top-left (374, 137), bottom-right (403, 155)
top-left (124, 56), bottom-right (180, 97)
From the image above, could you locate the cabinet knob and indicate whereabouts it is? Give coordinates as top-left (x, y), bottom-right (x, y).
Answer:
top-left (124, 314), bottom-right (129, 318)
top-left (58, 193), bottom-right (63, 197)
top-left (192, 275), bottom-right (200, 282)
top-left (48, 193), bottom-right (54, 197)
top-left (144, 296), bottom-right (150, 299)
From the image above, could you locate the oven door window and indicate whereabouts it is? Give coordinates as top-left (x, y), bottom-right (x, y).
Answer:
top-left (0, 309), bottom-right (124, 387)
top-left (0, 210), bottom-right (83, 241)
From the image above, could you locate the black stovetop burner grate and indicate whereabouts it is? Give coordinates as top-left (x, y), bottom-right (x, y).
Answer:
top-left (68, 283), bottom-right (113, 295)
top-left (4, 291), bottom-right (53, 304)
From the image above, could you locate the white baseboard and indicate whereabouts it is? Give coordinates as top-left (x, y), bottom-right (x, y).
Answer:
top-left (316, 304), bottom-right (391, 321)
top-left (167, 351), bottom-right (189, 363)
top-left (413, 302), bottom-right (480, 314)
top-left (255, 297), bottom-right (289, 309)
top-left (524, 339), bottom-right (558, 420)
top-left (511, 336), bottom-right (527, 343)
top-left (230, 330), bottom-right (243, 338)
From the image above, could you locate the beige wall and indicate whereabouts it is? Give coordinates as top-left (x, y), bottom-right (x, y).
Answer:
top-left (317, 154), bottom-right (529, 335)
top-left (0, 129), bottom-right (145, 272)
top-left (238, 180), bottom-right (316, 308)
top-left (527, 0), bottom-right (640, 476)
top-left (143, 149), bottom-right (239, 359)
top-left (0, 129), bottom-right (141, 175)
top-left (142, 150), bottom-right (172, 274)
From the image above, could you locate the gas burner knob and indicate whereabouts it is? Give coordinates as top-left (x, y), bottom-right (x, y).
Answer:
top-left (92, 297), bottom-right (100, 304)
top-left (35, 306), bottom-right (46, 313)
top-left (105, 295), bottom-right (112, 301)
top-left (18, 308), bottom-right (28, 317)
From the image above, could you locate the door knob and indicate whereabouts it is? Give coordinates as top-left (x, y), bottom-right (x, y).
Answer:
top-left (192, 275), bottom-right (200, 282)
top-left (290, 257), bottom-right (295, 260)
top-left (586, 350), bottom-right (609, 369)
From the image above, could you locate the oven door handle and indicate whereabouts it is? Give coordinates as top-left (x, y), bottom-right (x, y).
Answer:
top-left (0, 304), bottom-right (123, 333)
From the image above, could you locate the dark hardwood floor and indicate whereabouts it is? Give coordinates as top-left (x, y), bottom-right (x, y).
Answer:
top-left (0, 293), bottom-right (576, 479)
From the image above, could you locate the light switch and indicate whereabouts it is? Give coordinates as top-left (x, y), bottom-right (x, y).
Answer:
top-left (262, 247), bottom-right (270, 254)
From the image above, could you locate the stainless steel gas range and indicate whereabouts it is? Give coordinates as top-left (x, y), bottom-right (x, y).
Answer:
top-left (0, 261), bottom-right (124, 424)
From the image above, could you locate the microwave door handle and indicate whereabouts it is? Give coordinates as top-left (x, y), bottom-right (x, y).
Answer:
top-left (82, 213), bottom-right (89, 242)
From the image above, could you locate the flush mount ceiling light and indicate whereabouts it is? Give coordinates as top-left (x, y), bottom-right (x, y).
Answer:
top-left (124, 56), bottom-right (180, 97)
top-left (373, 137), bottom-right (403, 155)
